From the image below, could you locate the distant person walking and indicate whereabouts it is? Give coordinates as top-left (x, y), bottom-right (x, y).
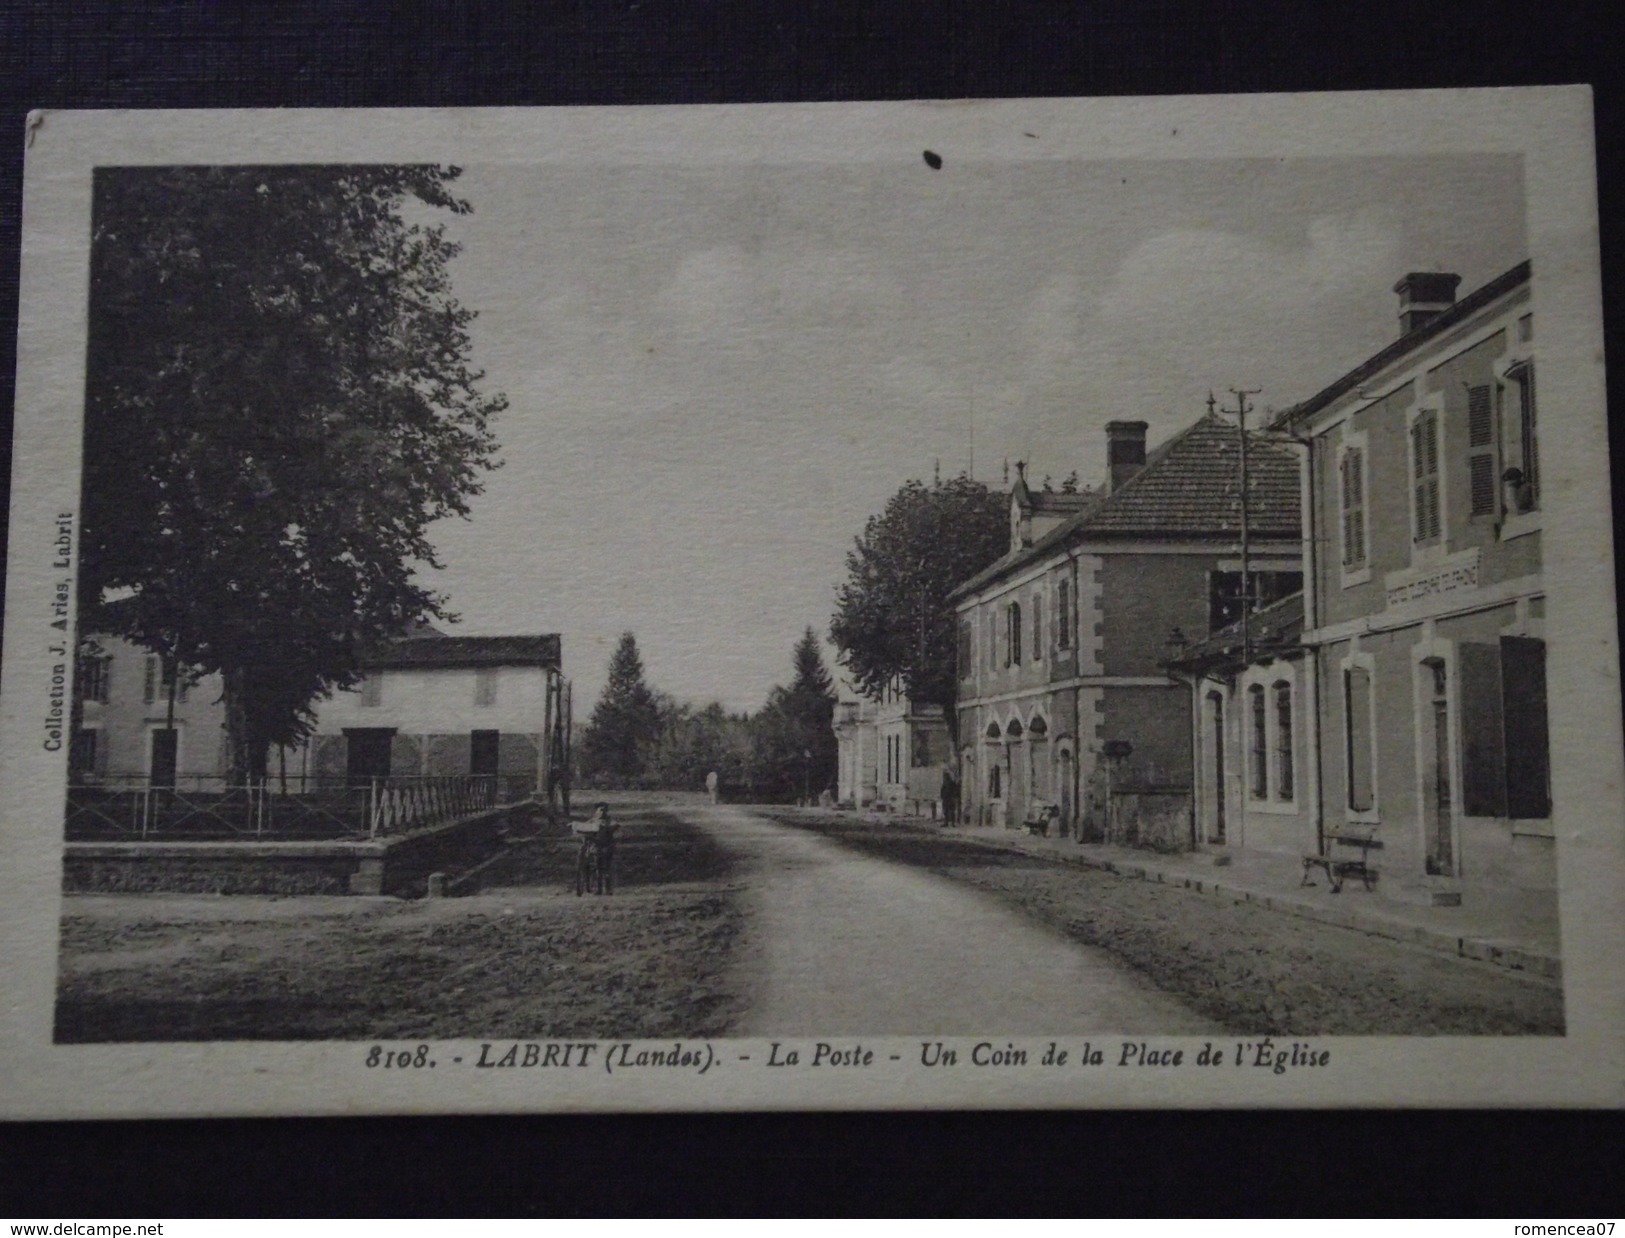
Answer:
top-left (706, 769), bottom-right (720, 805)
top-left (940, 766), bottom-right (960, 826)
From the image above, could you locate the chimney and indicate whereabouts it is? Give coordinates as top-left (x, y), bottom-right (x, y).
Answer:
top-left (1394, 271), bottom-right (1461, 335)
top-left (1105, 420), bottom-right (1148, 492)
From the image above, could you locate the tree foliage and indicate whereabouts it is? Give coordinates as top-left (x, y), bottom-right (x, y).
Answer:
top-left (81, 164), bottom-right (505, 781)
top-left (752, 628), bottom-right (839, 802)
top-left (577, 632), bottom-right (663, 785)
top-left (829, 474), bottom-right (1007, 732)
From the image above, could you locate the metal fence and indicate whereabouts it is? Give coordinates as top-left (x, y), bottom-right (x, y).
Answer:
top-left (65, 774), bottom-right (531, 841)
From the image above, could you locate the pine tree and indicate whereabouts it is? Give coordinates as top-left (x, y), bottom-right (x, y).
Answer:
top-left (752, 628), bottom-right (839, 802)
top-left (578, 632), bottom-right (662, 786)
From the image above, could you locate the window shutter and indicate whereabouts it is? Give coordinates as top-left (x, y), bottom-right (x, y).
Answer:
top-left (1467, 385), bottom-right (1497, 517)
top-left (1413, 414), bottom-right (1441, 541)
top-left (1341, 450), bottom-right (1366, 567)
top-left (1458, 642), bottom-right (1507, 817)
top-left (1502, 636), bottom-right (1551, 818)
top-left (1032, 596), bottom-right (1042, 661)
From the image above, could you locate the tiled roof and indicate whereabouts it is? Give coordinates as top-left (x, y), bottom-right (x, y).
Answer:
top-left (951, 413), bottom-right (1299, 599)
top-left (1164, 591), bottom-right (1305, 674)
top-left (1079, 413), bottom-right (1300, 538)
top-left (1271, 260), bottom-right (1531, 431)
top-left (361, 634), bottom-right (561, 671)
top-left (1028, 490), bottom-right (1096, 514)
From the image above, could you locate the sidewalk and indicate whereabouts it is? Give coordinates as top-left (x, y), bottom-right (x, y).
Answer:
top-left (849, 809), bottom-right (1561, 980)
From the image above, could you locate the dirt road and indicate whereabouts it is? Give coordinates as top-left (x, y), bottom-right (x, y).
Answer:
top-left (687, 803), bottom-right (1218, 1035)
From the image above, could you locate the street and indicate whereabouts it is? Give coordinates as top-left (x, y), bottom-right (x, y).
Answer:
top-left (688, 802), bottom-right (1218, 1035)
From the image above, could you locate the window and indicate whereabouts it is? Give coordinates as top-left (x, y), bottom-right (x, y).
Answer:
top-left (1057, 579), bottom-right (1072, 650)
top-left (1340, 448), bottom-right (1367, 568)
top-left (1274, 681), bottom-right (1294, 801)
top-left (1032, 596), bottom-right (1043, 662)
top-left (912, 728), bottom-right (933, 767)
top-left (1411, 410), bottom-right (1442, 543)
top-left (1209, 571), bottom-right (1304, 632)
top-left (1248, 685), bottom-right (1267, 800)
top-left (142, 656), bottom-right (189, 706)
top-left (1502, 361), bottom-right (1539, 514)
top-left (988, 610), bottom-right (998, 670)
top-left (360, 674), bottom-right (382, 707)
top-left (1008, 602), bottom-right (1022, 666)
top-left (76, 655), bottom-right (111, 704)
top-left (1466, 384), bottom-right (1497, 518)
top-left (1344, 666), bottom-right (1375, 813)
top-left (69, 728), bottom-right (98, 778)
top-left (475, 668), bottom-right (498, 708)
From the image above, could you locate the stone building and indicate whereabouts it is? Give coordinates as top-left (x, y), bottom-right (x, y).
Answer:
top-left (950, 416), bottom-right (1302, 836)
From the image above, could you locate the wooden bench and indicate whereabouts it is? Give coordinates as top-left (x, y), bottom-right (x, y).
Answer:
top-left (1024, 801), bottom-right (1061, 838)
top-left (1302, 828), bottom-right (1381, 893)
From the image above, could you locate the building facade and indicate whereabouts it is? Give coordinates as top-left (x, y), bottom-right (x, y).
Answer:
top-left (951, 417), bottom-right (1301, 837)
top-left (1164, 592), bottom-right (1314, 858)
top-left (1271, 261), bottom-right (1552, 894)
top-left (70, 629), bottom-right (567, 797)
top-left (832, 679), bottom-right (949, 813)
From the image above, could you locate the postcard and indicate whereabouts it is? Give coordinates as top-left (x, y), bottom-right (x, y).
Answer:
top-left (1, 91), bottom-right (1618, 1116)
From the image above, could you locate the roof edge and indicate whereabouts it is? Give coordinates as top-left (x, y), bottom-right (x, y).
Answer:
top-left (1271, 259), bottom-right (1531, 432)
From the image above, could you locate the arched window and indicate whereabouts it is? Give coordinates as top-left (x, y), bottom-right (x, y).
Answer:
top-left (1248, 684), bottom-right (1267, 800)
top-left (1006, 718), bottom-right (1024, 740)
top-left (1028, 715), bottom-right (1048, 738)
top-left (1273, 680), bottom-right (1294, 801)
top-left (1008, 602), bottom-right (1022, 666)
top-left (1057, 579), bottom-right (1072, 650)
top-left (985, 721), bottom-right (1002, 740)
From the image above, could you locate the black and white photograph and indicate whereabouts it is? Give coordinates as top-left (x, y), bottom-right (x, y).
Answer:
top-left (1, 92), bottom-right (1618, 1116)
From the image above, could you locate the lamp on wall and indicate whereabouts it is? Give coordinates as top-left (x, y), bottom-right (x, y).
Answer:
top-left (1165, 626), bottom-right (1189, 661)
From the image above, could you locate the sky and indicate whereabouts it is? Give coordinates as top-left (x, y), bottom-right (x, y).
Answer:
top-left (418, 153), bottom-right (1527, 714)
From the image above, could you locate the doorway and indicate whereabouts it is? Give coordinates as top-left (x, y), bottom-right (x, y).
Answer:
top-left (344, 728), bottom-right (396, 788)
top-left (149, 728), bottom-right (178, 789)
top-left (470, 730), bottom-right (501, 778)
top-left (1208, 692), bottom-right (1226, 843)
top-left (1422, 659), bottom-right (1455, 875)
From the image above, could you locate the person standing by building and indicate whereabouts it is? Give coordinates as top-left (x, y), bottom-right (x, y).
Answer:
top-left (705, 769), bottom-right (719, 805)
top-left (940, 765), bottom-right (960, 827)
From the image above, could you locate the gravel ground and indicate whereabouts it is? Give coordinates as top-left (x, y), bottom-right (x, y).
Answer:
top-left (54, 801), bottom-right (747, 1043)
top-left (758, 810), bottom-right (1565, 1036)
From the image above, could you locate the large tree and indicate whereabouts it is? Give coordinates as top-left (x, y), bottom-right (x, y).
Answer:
top-left (830, 474), bottom-right (1007, 740)
top-left (81, 165), bottom-right (504, 783)
top-left (753, 628), bottom-right (839, 801)
top-left (577, 632), bottom-right (662, 786)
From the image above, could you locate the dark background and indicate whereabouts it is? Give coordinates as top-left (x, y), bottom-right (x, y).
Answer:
top-left (1, 0), bottom-right (1621, 1218)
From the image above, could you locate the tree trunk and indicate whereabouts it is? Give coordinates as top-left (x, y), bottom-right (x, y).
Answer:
top-left (221, 666), bottom-right (269, 788)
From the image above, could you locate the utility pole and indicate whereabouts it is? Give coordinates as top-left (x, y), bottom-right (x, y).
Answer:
top-left (1229, 387), bottom-right (1262, 664)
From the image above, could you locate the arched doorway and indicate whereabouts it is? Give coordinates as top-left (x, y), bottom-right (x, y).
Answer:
top-left (1206, 691), bottom-right (1226, 843)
